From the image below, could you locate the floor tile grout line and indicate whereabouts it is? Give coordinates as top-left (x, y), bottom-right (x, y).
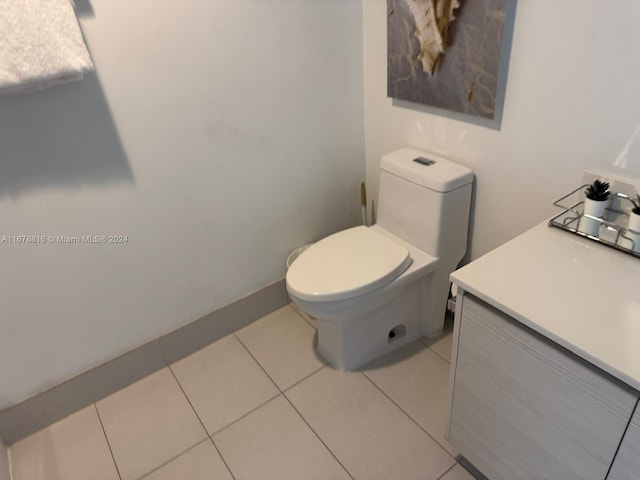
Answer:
top-left (281, 392), bottom-right (356, 480)
top-left (12, 308), bottom-right (457, 480)
top-left (233, 316), bottom-right (326, 394)
top-left (288, 303), bottom-right (455, 476)
top-left (234, 305), bottom-right (328, 394)
top-left (93, 403), bottom-right (123, 480)
top-left (237, 309), bottom-right (454, 477)
top-left (166, 365), bottom-right (237, 480)
top-left (359, 370), bottom-right (457, 462)
top-left (436, 462), bottom-right (458, 480)
top-left (204, 437), bottom-right (236, 480)
top-left (233, 307), bottom-right (327, 393)
top-left (195, 340), bottom-right (349, 480)
top-left (282, 363), bottom-right (327, 394)
top-left (430, 348), bottom-right (451, 365)
top-left (167, 365), bottom-right (210, 436)
top-left (135, 438), bottom-right (211, 480)
top-left (208, 392), bottom-right (281, 438)
top-left (233, 333), bottom-right (283, 393)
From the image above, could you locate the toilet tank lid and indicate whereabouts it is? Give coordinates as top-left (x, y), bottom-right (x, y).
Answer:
top-left (381, 148), bottom-right (473, 192)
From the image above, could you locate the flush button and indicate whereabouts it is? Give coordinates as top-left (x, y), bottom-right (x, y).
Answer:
top-left (413, 156), bottom-right (436, 166)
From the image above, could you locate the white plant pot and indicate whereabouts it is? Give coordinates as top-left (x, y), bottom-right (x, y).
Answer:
top-left (579, 197), bottom-right (608, 237)
top-left (627, 211), bottom-right (640, 253)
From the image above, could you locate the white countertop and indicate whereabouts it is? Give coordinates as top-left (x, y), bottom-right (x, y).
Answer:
top-left (451, 220), bottom-right (640, 391)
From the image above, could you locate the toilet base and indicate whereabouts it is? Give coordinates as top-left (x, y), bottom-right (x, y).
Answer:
top-left (316, 278), bottom-right (426, 371)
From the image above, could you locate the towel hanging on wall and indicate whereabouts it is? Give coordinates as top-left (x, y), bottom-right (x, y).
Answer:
top-left (0, 0), bottom-right (94, 95)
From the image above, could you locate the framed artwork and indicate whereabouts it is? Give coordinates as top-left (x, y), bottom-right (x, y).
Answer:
top-left (387, 0), bottom-right (509, 119)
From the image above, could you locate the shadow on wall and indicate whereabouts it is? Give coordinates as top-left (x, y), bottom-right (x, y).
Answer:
top-left (0, 72), bottom-right (134, 197)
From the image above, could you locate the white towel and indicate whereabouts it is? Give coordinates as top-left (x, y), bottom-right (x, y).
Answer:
top-left (0, 0), bottom-right (94, 95)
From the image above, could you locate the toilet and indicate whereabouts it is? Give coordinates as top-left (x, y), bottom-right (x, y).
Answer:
top-left (286, 148), bottom-right (473, 370)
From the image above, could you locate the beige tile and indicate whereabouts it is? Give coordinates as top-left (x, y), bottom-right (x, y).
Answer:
top-left (362, 341), bottom-right (457, 455)
top-left (214, 395), bottom-right (350, 480)
top-left (142, 439), bottom-right (233, 480)
top-left (429, 331), bottom-right (454, 363)
top-left (171, 334), bottom-right (279, 434)
top-left (440, 463), bottom-right (479, 480)
top-left (287, 368), bottom-right (455, 480)
top-left (422, 314), bottom-right (454, 363)
top-left (236, 306), bottom-right (325, 390)
top-left (10, 405), bottom-right (118, 480)
top-left (96, 368), bottom-right (207, 480)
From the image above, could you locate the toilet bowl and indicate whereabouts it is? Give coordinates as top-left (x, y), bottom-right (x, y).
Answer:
top-left (288, 225), bottom-right (438, 370)
top-left (286, 148), bottom-right (473, 370)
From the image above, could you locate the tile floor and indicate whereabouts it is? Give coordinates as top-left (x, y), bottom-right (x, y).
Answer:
top-left (8, 305), bottom-right (478, 480)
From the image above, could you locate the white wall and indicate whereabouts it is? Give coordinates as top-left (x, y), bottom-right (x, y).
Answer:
top-left (364, 0), bottom-right (640, 260)
top-left (0, 0), bottom-right (363, 409)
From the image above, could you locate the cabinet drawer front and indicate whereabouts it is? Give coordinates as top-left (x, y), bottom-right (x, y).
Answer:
top-left (449, 295), bottom-right (636, 480)
top-left (609, 405), bottom-right (640, 480)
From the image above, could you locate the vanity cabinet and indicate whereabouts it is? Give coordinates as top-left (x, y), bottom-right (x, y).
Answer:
top-left (608, 406), bottom-right (640, 480)
top-left (447, 294), bottom-right (637, 480)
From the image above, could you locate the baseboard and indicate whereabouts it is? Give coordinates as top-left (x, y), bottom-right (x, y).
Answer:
top-left (0, 279), bottom-right (287, 445)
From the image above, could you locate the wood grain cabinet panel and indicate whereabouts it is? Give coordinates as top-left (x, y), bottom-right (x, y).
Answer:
top-left (448, 295), bottom-right (636, 480)
top-left (608, 405), bottom-right (640, 480)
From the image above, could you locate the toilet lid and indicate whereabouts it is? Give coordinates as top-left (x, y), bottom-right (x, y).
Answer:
top-left (286, 226), bottom-right (412, 302)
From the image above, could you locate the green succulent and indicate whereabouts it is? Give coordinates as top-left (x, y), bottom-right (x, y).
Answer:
top-left (585, 180), bottom-right (611, 201)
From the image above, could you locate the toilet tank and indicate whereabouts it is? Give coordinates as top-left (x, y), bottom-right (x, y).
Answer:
top-left (376, 148), bottom-right (473, 261)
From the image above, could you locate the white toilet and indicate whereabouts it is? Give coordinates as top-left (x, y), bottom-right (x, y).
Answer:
top-left (286, 148), bottom-right (473, 370)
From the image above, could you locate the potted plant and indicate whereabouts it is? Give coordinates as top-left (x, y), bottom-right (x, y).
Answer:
top-left (579, 179), bottom-right (611, 236)
top-left (627, 193), bottom-right (640, 252)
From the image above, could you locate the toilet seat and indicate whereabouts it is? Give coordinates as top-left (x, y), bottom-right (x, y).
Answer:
top-left (286, 226), bottom-right (412, 302)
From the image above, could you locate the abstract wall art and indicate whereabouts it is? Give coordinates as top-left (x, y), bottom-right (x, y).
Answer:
top-left (387, 0), bottom-right (509, 119)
